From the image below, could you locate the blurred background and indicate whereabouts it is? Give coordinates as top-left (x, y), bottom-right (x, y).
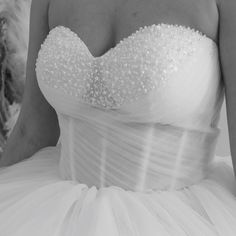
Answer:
top-left (0, 0), bottom-right (231, 157)
top-left (0, 0), bottom-right (30, 152)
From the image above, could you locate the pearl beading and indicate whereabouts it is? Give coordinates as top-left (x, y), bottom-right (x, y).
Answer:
top-left (36, 23), bottom-right (210, 109)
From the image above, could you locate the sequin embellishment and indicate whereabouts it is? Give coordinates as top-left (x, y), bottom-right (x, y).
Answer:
top-left (36, 23), bottom-right (210, 109)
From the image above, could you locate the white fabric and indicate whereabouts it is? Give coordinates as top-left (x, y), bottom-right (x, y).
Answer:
top-left (0, 23), bottom-right (235, 235)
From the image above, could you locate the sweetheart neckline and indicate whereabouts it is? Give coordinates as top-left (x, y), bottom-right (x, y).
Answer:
top-left (48, 23), bottom-right (218, 59)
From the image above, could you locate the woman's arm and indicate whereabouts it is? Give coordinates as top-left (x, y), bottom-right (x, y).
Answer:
top-left (0, 0), bottom-right (60, 167)
top-left (217, 0), bottom-right (236, 175)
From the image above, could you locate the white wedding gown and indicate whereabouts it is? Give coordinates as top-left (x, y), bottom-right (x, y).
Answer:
top-left (0, 23), bottom-right (236, 235)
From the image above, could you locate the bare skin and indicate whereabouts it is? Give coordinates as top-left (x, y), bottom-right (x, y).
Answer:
top-left (48, 0), bottom-right (219, 57)
top-left (1, 0), bottom-right (236, 180)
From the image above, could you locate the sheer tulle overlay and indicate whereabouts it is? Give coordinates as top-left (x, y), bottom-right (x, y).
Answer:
top-left (0, 23), bottom-right (236, 235)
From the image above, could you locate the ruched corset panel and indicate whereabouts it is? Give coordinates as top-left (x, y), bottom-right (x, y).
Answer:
top-left (36, 23), bottom-right (224, 192)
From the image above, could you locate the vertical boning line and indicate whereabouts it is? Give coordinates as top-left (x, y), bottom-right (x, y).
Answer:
top-left (100, 125), bottom-right (108, 187)
top-left (69, 117), bottom-right (76, 180)
top-left (135, 124), bottom-right (155, 192)
top-left (169, 130), bottom-right (189, 190)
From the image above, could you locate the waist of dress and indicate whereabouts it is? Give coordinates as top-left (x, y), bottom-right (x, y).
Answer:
top-left (59, 122), bottom-right (220, 192)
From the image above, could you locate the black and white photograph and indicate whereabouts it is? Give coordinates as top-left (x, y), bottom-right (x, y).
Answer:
top-left (0, 0), bottom-right (235, 235)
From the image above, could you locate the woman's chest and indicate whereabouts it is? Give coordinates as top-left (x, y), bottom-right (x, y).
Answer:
top-left (48, 0), bottom-right (218, 58)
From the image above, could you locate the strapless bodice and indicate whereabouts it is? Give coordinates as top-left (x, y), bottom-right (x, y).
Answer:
top-left (35, 23), bottom-right (224, 192)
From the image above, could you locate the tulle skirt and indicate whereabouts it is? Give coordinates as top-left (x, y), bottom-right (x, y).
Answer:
top-left (0, 144), bottom-right (236, 236)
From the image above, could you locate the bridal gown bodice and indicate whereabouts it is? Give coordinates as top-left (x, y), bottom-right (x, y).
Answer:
top-left (35, 23), bottom-right (224, 192)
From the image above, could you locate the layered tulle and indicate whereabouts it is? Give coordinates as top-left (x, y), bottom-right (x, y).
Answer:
top-left (0, 144), bottom-right (235, 236)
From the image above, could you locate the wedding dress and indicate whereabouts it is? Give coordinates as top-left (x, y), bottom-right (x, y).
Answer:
top-left (0, 23), bottom-right (236, 235)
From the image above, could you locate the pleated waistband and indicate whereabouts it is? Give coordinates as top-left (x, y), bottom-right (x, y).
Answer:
top-left (58, 120), bottom-right (220, 192)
